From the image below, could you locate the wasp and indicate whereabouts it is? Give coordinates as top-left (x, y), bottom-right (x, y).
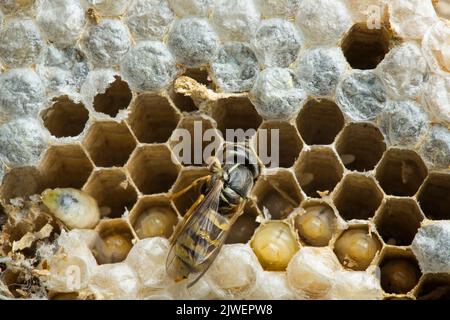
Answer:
top-left (166, 143), bottom-right (260, 288)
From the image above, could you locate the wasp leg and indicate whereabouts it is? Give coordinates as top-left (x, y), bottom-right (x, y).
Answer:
top-left (170, 193), bottom-right (205, 244)
top-left (170, 176), bottom-right (210, 201)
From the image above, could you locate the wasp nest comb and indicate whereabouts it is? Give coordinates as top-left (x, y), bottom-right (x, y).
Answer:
top-left (1, 0), bottom-right (450, 300)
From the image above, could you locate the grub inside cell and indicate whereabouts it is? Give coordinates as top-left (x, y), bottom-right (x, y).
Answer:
top-left (418, 173), bottom-right (450, 220)
top-left (294, 148), bottom-right (343, 198)
top-left (130, 196), bottom-right (178, 239)
top-left (375, 198), bottom-right (423, 246)
top-left (294, 203), bottom-right (336, 247)
top-left (83, 121), bottom-right (136, 168)
top-left (296, 99), bottom-right (344, 145)
top-left (93, 220), bottom-right (134, 264)
top-left (93, 76), bottom-right (132, 117)
top-left (333, 174), bottom-right (383, 221)
top-left (252, 171), bottom-right (302, 219)
top-left (380, 257), bottom-right (421, 294)
top-left (342, 23), bottom-right (391, 70)
top-left (84, 169), bottom-right (137, 219)
top-left (226, 201), bottom-right (259, 244)
top-left (376, 149), bottom-right (427, 197)
top-left (39, 145), bottom-right (93, 189)
top-left (336, 122), bottom-right (386, 172)
top-left (0, 166), bottom-right (42, 202)
top-left (41, 96), bottom-right (88, 138)
top-left (127, 94), bottom-right (180, 144)
top-left (254, 121), bottom-right (302, 168)
top-left (127, 145), bottom-right (180, 195)
top-left (213, 97), bottom-right (262, 142)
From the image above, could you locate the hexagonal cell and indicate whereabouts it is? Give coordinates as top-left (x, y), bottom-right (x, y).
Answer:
top-left (184, 67), bottom-right (214, 88)
top-left (415, 274), bottom-right (450, 300)
top-left (379, 249), bottom-right (421, 295)
top-left (0, 167), bottom-right (42, 202)
top-left (226, 200), bottom-right (260, 244)
top-left (127, 145), bottom-right (180, 195)
top-left (93, 219), bottom-right (134, 265)
top-left (169, 87), bottom-right (197, 113)
top-left (254, 121), bottom-right (303, 168)
top-left (375, 149), bottom-right (428, 197)
top-left (41, 96), bottom-right (89, 138)
top-left (83, 169), bottom-right (138, 219)
top-left (296, 99), bottom-right (345, 145)
top-left (129, 195), bottom-right (179, 240)
top-left (336, 122), bottom-right (386, 172)
top-left (341, 23), bottom-right (391, 70)
top-left (294, 147), bottom-right (344, 198)
top-left (93, 76), bottom-right (132, 117)
top-left (83, 121), bottom-right (136, 168)
top-left (170, 167), bottom-right (210, 216)
top-left (252, 170), bottom-right (303, 220)
top-left (169, 115), bottom-right (222, 167)
top-left (212, 97), bottom-right (262, 142)
top-left (333, 174), bottom-right (383, 221)
top-left (333, 226), bottom-right (382, 271)
top-left (39, 145), bottom-right (93, 189)
top-left (418, 173), bottom-right (450, 220)
top-left (127, 94), bottom-right (180, 144)
top-left (293, 200), bottom-right (338, 247)
top-left (375, 198), bottom-right (424, 246)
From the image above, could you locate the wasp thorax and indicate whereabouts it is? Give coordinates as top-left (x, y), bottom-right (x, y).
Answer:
top-left (134, 207), bottom-right (178, 239)
top-left (334, 229), bottom-right (381, 270)
top-left (295, 205), bottom-right (336, 247)
top-left (251, 222), bottom-right (299, 271)
top-left (93, 220), bottom-right (134, 264)
top-left (381, 259), bottom-right (421, 294)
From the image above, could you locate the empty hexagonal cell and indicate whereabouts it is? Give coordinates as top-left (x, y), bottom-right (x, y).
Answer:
top-left (0, 167), bottom-right (42, 202)
top-left (212, 97), bottom-right (262, 142)
top-left (341, 23), bottom-right (391, 70)
top-left (127, 145), bottom-right (180, 195)
top-left (129, 195), bottom-right (179, 240)
top-left (294, 147), bottom-right (344, 198)
top-left (252, 170), bottom-right (303, 220)
top-left (83, 169), bottom-right (137, 219)
top-left (170, 167), bottom-right (210, 216)
top-left (333, 174), bottom-right (383, 221)
top-left (375, 198), bottom-right (424, 246)
top-left (169, 115), bottom-right (222, 167)
top-left (333, 226), bottom-right (382, 271)
top-left (418, 173), bottom-right (450, 220)
top-left (184, 67), bottom-right (214, 88)
top-left (93, 219), bottom-right (134, 264)
top-left (296, 99), bottom-right (345, 145)
top-left (39, 145), bottom-right (93, 189)
top-left (293, 200), bottom-right (338, 247)
top-left (376, 149), bottom-right (428, 197)
top-left (41, 96), bottom-right (89, 138)
top-left (93, 76), bottom-right (132, 117)
top-left (379, 249), bottom-right (421, 295)
top-left (254, 121), bottom-right (303, 168)
top-left (169, 87), bottom-right (197, 113)
top-left (415, 274), bottom-right (450, 300)
top-left (83, 121), bottom-right (136, 168)
top-left (336, 122), bottom-right (386, 172)
top-left (127, 94), bottom-right (180, 144)
top-left (226, 200), bottom-right (260, 244)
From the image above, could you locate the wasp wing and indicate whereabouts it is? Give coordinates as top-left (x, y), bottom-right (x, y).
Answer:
top-left (166, 179), bottom-right (224, 282)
